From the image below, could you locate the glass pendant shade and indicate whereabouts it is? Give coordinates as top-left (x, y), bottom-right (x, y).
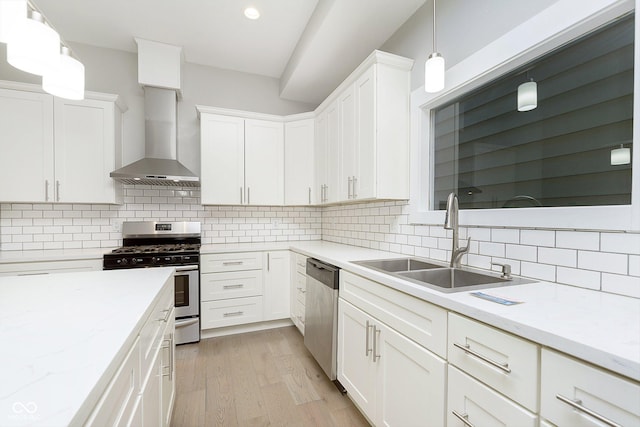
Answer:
top-left (425, 52), bottom-right (445, 93)
top-left (43, 47), bottom-right (85, 100)
top-left (7, 10), bottom-right (60, 76)
top-left (610, 145), bottom-right (631, 165)
top-left (517, 81), bottom-right (537, 111)
top-left (0, 0), bottom-right (27, 43)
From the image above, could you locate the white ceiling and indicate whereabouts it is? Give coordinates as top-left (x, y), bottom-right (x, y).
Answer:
top-left (33, 0), bottom-right (426, 105)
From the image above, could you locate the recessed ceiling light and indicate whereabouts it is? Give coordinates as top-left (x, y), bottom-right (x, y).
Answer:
top-left (244, 7), bottom-right (260, 20)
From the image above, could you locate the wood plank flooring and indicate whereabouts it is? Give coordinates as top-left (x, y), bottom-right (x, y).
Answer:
top-left (170, 326), bottom-right (371, 427)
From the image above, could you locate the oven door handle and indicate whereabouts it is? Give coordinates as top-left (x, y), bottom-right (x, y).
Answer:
top-left (174, 265), bottom-right (199, 272)
top-left (175, 318), bottom-right (199, 328)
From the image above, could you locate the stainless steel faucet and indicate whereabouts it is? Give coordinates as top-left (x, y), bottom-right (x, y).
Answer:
top-left (444, 192), bottom-right (470, 268)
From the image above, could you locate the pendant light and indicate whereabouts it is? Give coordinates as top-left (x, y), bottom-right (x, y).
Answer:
top-left (424, 0), bottom-right (445, 93)
top-left (0, 0), bottom-right (27, 43)
top-left (517, 79), bottom-right (537, 111)
top-left (43, 46), bottom-right (85, 100)
top-left (610, 144), bottom-right (631, 165)
top-left (7, 9), bottom-right (60, 76)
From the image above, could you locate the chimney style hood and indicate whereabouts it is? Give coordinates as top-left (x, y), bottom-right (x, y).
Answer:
top-left (110, 39), bottom-right (199, 187)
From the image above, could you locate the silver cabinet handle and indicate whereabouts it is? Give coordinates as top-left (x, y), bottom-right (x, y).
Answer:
top-left (373, 325), bottom-right (381, 362)
top-left (56, 180), bottom-right (60, 202)
top-left (453, 342), bottom-right (511, 373)
top-left (452, 411), bottom-right (475, 427)
top-left (161, 333), bottom-right (174, 380)
top-left (223, 311), bottom-right (244, 317)
top-left (353, 176), bottom-right (358, 198)
top-left (556, 394), bottom-right (623, 427)
top-left (222, 261), bottom-right (243, 266)
top-left (348, 176), bottom-right (353, 199)
top-left (247, 187), bottom-right (250, 204)
top-left (296, 287), bottom-right (306, 294)
top-left (324, 184), bottom-right (328, 202)
top-left (240, 187), bottom-right (243, 204)
top-left (45, 180), bottom-right (49, 201)
top-left (159, 309), bottom-right (171, 323)
top-left (365, 320), bottom-right (373, 357)
top-left (308, 187), bottom-right (311, 204)
top-left (223, 284), bottom-right (244, 289)
top-left (267, 252), bottom-right (270, 271)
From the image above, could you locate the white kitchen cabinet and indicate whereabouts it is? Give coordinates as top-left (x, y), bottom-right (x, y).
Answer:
top-left (448, 312), bottom-right (539, 412)
top-left (263, 250), bottom-right (290, 321)
top-left (284, 118), bottom-right (314, 205)
top-left (199, 112), bottom-right (284, 205)
top-left (540, 349), bottom-right (640, 427)
top-left (314, 111), bottom-right (328, 204)
top-left (313, 51), bottom-right (413, 204)
top-left (290, 252), bottom-right (307, 334)
top-left (161, 313), bottom-right (175, 427)
top-left (0, 258), bottom-right (102, 276)
top-left (338, 298), bottom-right (446, 427)
top-left (0, 82), bottom-right (124, 204)
top-left (447, 365), bottom-right (538, 427)
top-left (323, 100), bottom-right (341, 204)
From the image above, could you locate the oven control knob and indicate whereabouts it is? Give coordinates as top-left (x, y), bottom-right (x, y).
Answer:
top-left (131, 258), bottom-right (137, 265)
top-left (120, 258), bottom-right (128, 265)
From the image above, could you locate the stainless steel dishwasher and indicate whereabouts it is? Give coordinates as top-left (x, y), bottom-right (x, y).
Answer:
top-left (304, 258), bottom-right (342, 385)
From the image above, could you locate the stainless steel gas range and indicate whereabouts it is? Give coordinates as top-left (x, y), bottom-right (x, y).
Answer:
top-left (103, 221), bottom-right (201, 345)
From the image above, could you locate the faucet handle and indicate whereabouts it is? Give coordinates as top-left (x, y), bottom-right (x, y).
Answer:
top-left (461, 236), bottom-right (470, 250)
top-left (491, 262), bottom-right (512, 279)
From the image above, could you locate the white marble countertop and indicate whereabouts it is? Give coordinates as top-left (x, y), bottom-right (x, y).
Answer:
top-left (206, 240), bottom-right (640, 381)
top-left (0, 267), bottom-right (174, 426)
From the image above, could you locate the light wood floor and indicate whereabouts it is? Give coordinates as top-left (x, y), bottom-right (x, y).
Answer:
top-left (170, 326), bottom-right (371, 427)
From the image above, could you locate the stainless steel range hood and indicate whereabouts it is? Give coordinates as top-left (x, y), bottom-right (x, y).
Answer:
top-left (110, 39), bottom-right (199, 187)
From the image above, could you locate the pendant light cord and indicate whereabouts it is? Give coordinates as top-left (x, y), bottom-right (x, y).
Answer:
top-left (432, 0), bottom-right (437, 52)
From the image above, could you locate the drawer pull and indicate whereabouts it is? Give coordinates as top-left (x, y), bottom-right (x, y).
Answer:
top-left (297, 287), bottom-right (306, 293)
top-left (223, 284), bottom-right (244, 289)
top-left (223, 311), bottom-right (244, 317)
top-left (158, 309), bottom-right (171, 323)
top-left (365, 321), bottom-right (373, 357)
top-left (556, 394), bottom-right (622, 427)
top-left (452, 411), bottom-right (475, 427)
top-left (222, 261), bottom-right (244, 266)
top-left (373, 325), bottom-right (381, 362)
top-left (453, 342), bottom-right (511, 373)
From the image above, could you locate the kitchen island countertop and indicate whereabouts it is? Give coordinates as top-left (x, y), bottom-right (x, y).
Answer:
top-left (0, 267), bottom-right (174, 426)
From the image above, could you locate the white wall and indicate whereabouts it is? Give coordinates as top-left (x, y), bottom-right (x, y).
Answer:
top-left (381, 0), bottom-right (558, 91)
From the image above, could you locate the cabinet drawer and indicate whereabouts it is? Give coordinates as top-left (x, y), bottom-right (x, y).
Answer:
top-left (201, 252), bottom-right (263, 273)
top-left (340, 270), bottom-right (447, 358)
top-left (541, 349), bottom-right (640, 427)
top-left (85, 338), bottom-right (141, 427)
top-left (201, 270), bottom-right (263, 301)
top-left (139, 284), bottom-right (173, 380)
top-left (201, 296), bottom-right (263, 329)
top-left (448, 313), bottom-right (539, 411)
top-left (447, 365), bottom-right (537, 427)
top-left (295, 271), bottom-right (307, 304)
top-left (295, 253), bottom-right (307, 273)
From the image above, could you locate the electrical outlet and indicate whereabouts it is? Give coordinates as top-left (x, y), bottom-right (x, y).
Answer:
top-left (272, 218), bottom-right (282, 228)
top-left (113, 221), bottom-right (122, 233)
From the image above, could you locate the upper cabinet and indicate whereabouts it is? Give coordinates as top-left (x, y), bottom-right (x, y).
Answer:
top-left (317, 50), bottom-right (413, 204)
top-left (198, 109), bottom-right (284, 206)
top-left (0, 82), bottom-right (126, 204)
top-left (284, 116), bottom-right (315, 205)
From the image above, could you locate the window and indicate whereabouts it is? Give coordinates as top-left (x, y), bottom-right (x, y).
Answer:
top-left (432, 14), bottom-right (633, 211)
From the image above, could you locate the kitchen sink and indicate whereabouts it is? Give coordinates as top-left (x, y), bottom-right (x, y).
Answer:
top-left (352, 258), bottom-right (534, 293)
top-left (352, 257), bottom-right (444, 273)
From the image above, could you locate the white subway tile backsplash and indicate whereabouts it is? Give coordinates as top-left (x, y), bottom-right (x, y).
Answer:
top-left (600, 232), bottom-right (640, 255)
top-left (578, 251), bottom-right (628, 275)
top-left (556, 267), bottom-right (600, 290)
top-left (478, 241), bottom-right (505, 257)
top-left (630, 255), bottom-right (640, 277)
top-left (505, 244), bottom-right (537, 262)
top-left (601, 273), bottom-right (640, 298)
top-left (521, 262), bottom-right (556, 282)
top-left (538, 247), bottom-right (576, 268)
top-left (520, 229), bottom-right (555, 247)
top-left (491, 228), bottom-right (519, 244)
top-left (556, 230), bottom-right (599, 250)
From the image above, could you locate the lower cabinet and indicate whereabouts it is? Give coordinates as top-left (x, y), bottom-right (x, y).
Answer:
top-left (263, 251), bottom-right (290, 321)
top-left (290, 252), bottom-right (307, 334)
top-left (540, 349), bottom-right (640, 426)
top-left (338, 298), bottom-right (446, 426)
top-left (447, 365), bottom-right (537, 427)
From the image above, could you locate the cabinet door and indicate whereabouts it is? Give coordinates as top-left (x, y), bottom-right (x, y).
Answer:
top-left (337, 299), bottom-right (376, 417)
top-left (376, 322), bottom-right (446, 427)
top-left (245, 119), bottom-right (284, 205)
top-left (340, 84), bottom-right (356, 201)
top-left (54, 98), bottom-right (117, 203)
top-left (355, 67), bottom-right (376, 200)
top-left (314, 111), bottom-right (328, 204)
top-left (263, 251), bottom-right (290, 321)
top-left (200, 114), bottom-right (245, 205)
top-left (325, 101), bottom-right (341, 203)
top-left (284, 119), bottom-right (314, 205)
top-left (447, 365), bottom-right (538, 427)
top-left (0, 88), bottom-right (54, 202)
top-left (141, 350), bottom-right (162, 427)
